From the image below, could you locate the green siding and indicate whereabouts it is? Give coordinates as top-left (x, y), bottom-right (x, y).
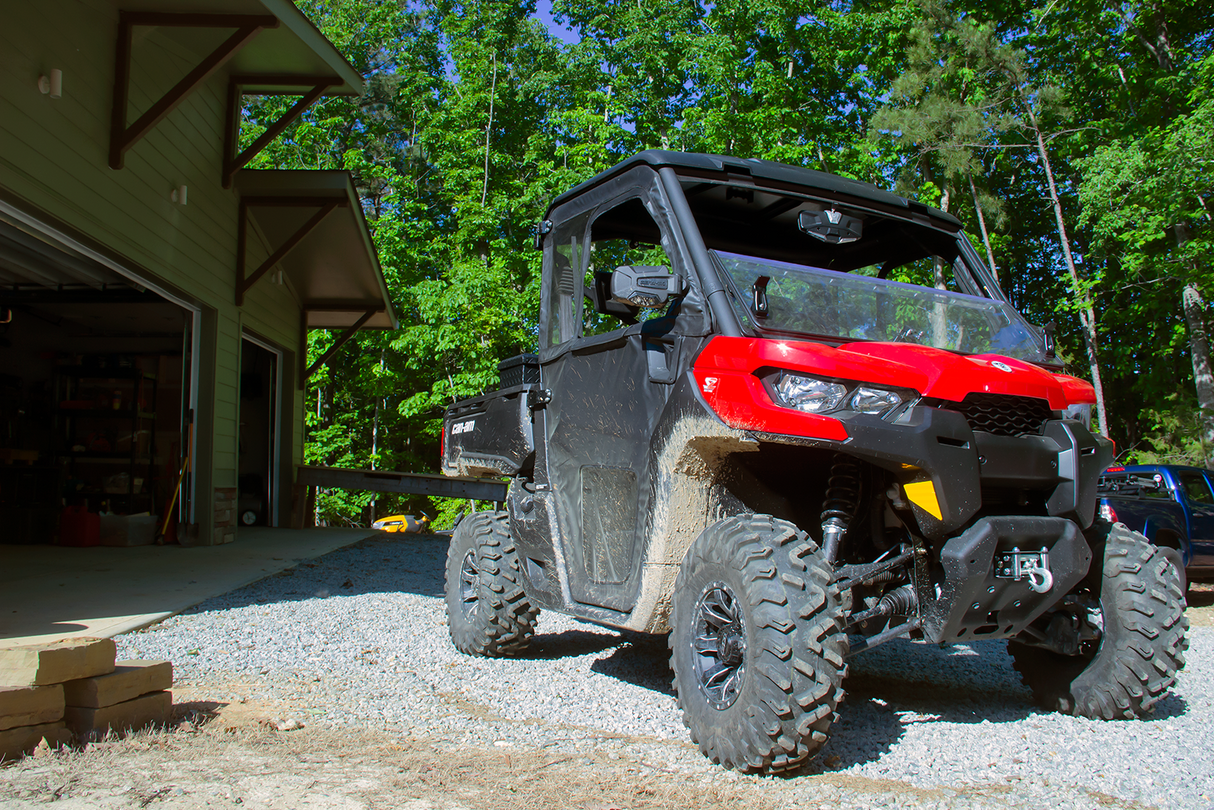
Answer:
top-left (0, 0), bottom-right (313, 533)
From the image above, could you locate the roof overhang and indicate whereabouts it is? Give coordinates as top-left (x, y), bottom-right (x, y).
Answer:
top-left (235, 170), bottom-right (397, 330)
top-left (106, 0), bottom-right (364, 96)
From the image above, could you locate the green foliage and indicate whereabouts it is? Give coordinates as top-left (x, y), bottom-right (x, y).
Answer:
top-left (255, 0), bottom-right (1214, 528)
top-left (1125, 395), bottom-right (1212, 467)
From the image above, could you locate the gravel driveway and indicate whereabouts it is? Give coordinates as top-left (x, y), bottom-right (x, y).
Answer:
top-left (118, 534), bottom-right (1212, 810)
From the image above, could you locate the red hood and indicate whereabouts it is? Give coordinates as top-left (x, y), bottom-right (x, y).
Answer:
top-left (694, 337), bottom-right (1096, 409)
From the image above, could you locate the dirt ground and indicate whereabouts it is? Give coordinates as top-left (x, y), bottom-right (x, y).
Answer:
top-left (0, 691), bottom-right (954, 810)
top-left (2, 586), bottom-right (1209, 810)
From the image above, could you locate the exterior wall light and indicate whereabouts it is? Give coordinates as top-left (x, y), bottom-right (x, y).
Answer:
top-left (38, 69), bottom-right (63, 99)
top-left (170, 185), bottom-right (188, 205)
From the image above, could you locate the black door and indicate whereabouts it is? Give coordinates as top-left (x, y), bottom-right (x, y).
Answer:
top-left (533, 180), bottom-right (703, 612)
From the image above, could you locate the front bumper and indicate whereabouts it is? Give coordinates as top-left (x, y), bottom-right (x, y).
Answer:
top-left (757, 405), bottom-right (1113, 538)
top-left (917, 516), bottom-right (1093, 643)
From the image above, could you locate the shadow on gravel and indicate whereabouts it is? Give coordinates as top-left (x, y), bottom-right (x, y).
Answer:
top-left (180, 536), bottom-right (451, 616)
top-left (842, 637), bottom-right (1039, 725)
top-left (782, 696), bottom-right (908, 775)
top-left (589, 638), bottom-right (675, 696)
top-left (526, 628), bottom-right (626, 660)
top-left (1147, 692), bottom-right (1189, 720)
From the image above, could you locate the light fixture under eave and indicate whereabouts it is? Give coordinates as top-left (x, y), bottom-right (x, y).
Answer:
top-left (38, 68), bottom-right (63, 99)
top-left (170, 185), bottom-right (188, 205)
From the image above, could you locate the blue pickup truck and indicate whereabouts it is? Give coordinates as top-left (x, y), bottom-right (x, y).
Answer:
top-left (1098, 464), bottom-right (1214, 591)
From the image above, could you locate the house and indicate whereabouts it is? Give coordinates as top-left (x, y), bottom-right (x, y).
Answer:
top-left (0, 0), bottom-right (394, 547)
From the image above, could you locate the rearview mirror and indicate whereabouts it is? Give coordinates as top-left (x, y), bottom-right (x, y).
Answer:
top-left (611, 265), bottom-right (686, 309)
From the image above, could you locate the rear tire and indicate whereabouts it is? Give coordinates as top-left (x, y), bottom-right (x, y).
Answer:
top-left (1008, 522), bottom-right (1188, 719)
top-left (444, 511), bottom-right (538, 657)
top-left (669, 514), bottom-right (848, 773)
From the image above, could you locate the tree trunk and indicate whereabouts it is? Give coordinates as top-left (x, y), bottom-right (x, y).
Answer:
top-left (968, 173), bottom-right (999, 282)
top-left (370, 351), bottom-right (383, 522)
top-left (481, 53), bottom-right (497, 207)
top-left (931, 184), bottom-right (951, 346)
top-left (1176, 219), bottom-right (1214, 466)
top-left (1025, 102), bottom-right (1110, 436)
top-left (1181, 284), bottom-right (1214, 467)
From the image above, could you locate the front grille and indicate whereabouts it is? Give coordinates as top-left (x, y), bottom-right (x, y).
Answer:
top-left (956, 393), bottom-right (1053, 437)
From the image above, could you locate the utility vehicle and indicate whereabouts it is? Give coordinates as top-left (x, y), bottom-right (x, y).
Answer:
top-left (439, 151), bottom-right (1188, 773)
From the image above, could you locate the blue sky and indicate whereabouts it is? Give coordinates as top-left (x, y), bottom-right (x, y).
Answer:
top-left (535, 0), bottom-right (581, 45)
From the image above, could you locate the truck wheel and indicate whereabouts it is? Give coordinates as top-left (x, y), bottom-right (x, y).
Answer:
top-left (444, 511), bottom-right (538, 657)
top-left (669, 514), bottom-right (848, 773)
top-left (1156, 546), bottom-right (1187, 598)
top-left (1008, 523), bottom-right (1188, 719)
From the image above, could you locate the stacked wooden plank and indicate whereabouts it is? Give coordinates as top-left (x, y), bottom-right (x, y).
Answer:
top-left (0, 637), bottom-right (172, 759)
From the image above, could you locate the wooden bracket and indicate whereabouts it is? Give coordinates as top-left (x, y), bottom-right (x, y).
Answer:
top-left (109, 12), bottom-right (278, 170)
top-left (236, 196), bottom-right (347, 305)
top-left (222, 75), bottom-right (340, 188)
top-left (304, 310), bottom-right (378, 381)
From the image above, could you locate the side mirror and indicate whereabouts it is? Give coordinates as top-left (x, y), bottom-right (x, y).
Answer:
top-left (611, 265), bottom-right (686, 309)
top-left (1043, 320), bottom-right (1056, 359)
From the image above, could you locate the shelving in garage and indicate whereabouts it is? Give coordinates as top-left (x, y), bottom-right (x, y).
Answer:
top-left (54, 365), bottom-right (157, 514)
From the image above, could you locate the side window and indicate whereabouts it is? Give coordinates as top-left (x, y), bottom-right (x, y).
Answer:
top-left (545, 210), bottom-right (592, 349)
top-left (1179, 472), bottom-right (1214, 505)
top-left (583, 199), bottom-right (676, 337)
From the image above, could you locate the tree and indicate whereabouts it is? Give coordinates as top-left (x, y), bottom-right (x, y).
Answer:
top-left (1079, 55), bottom-right (1214, 464)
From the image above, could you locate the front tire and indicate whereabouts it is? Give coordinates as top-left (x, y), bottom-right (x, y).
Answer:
top-left (669, 514), bottom-right (848, 773)
top-left (1008, 522), bottom-right (1188, 719)
top-left (444, 511), bottom-right (538, 657)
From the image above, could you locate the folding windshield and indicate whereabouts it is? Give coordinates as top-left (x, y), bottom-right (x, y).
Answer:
top-left (715, 252), bottom-right (1046, 360)
top-left (677, 180), bottom-right (1047, 361)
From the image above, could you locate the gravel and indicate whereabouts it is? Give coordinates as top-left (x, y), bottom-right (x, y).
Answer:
top-left (118, 534), bottom-right (1213, 810)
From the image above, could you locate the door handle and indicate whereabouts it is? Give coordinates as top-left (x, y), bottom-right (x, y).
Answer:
top-left (644, 336), bottom-right (681, 384)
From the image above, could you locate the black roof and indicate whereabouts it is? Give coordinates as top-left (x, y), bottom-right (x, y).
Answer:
top-left (546, 150), bottom-right (962, 228)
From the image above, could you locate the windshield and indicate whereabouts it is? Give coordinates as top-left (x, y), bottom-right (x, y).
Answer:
top-left (714, 251), bottom-right (1047, 361)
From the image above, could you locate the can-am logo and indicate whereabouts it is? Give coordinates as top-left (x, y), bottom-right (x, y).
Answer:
top-left (991, 361), bottom-right (1013, 373)
top-left (451, 419), bottom-right (476, 435)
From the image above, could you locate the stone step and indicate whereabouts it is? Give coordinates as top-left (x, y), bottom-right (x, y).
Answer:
top-left (0, 722), bottom-right (71, 762)
top-left (0, 637), bottom-right (116, 687)
top-left (63, 660), bottom-right (172, 709)
top-left (0, 684), bottom-right (64, 730)
top-left (64, 690), bottom-right (171, 738)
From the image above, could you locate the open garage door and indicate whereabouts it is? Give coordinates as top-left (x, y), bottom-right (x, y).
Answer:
top-left (0, 212), bottom-right (196, 546)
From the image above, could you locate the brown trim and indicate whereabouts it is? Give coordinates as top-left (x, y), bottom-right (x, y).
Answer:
top-left (236, 198), bottom-right (345, 305)
top-left (119, 12), bottom-right (279, 28)
top-left (243, 195), bottom-right (348, 207)
top-left (108, 13), bottom-right (278, 170)
top-left (304, 310), bottom-right (377, 380)
top-left (230, 73), bottom-right (349, 90)
top-left (222, 77), bottom-right (340, 188)
top-left (301, 300), bottom-right (389, 311)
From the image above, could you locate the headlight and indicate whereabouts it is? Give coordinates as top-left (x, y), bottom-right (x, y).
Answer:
top-left (850, 386), bottom-right (904, 416)
top-left (774, 373), bottom-right (848, 413)
top-left (771, 372), bottom-right (913, 419)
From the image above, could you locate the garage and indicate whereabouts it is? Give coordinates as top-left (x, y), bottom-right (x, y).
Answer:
top-left (0, 212), bottom-right (195, 546)
top-left (0, 0), bottom-right (395, 560)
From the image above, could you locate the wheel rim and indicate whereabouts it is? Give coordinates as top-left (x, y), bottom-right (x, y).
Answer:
top-left (459, 549), bottom-right (479, 618)
top-left (691, 581), bottom-right (746, 710)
